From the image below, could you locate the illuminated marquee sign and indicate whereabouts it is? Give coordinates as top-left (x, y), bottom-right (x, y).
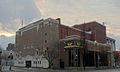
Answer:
top-left (66, 40), bottom-right (74, 46)
top-left (76, 41), bottom-right (81, 46)
top-left (66, 41), bottom-right (81, 46)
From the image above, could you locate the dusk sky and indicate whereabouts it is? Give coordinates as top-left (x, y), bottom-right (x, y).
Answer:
top-left (0, 0), bottom-right (120, 50)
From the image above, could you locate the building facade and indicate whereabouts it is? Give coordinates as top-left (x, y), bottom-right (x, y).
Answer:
top-left (106, 37), bottom-right (116, 51)
top-left (113, 51), bottom-right (120, 67)
top-left (14, 18), bottom-right (115, 69)
top-left (14, 18), bottom-right (59, 68)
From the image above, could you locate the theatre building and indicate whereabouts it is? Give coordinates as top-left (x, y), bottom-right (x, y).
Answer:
top-left (14, 18), bottom-right (114, 69)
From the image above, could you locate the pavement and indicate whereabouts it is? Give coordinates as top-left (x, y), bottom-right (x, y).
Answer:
top-left (1, 66), bottom-right (120, 72)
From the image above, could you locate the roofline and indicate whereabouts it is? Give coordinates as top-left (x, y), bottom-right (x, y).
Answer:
top-left (17, 18), bottom-right (59, 32)
top-left (60, 24), bottom-right (92, 35)
top-left (18, 19), bottom-right (44, 31)
top-left (60, 35), bottom-right (109, 47)
top-left (73, 21), bottom-right (106, 27)
top-left (106, 37), bottom-right (115, 41)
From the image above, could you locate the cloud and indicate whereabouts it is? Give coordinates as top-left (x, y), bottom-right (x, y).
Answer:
top-left (0, 35), bottom-right (15, 50)
top-left (0, 0), bottom-right (41, 49)
top-left (34, 0), bottom-right (120, 50)
top-left (42, 0), bottom-right (46, 4)
top-left (0, 0), bottom-right (41, 32)
top-left (0, 22), bottom-right (2, 30)
top-left (0, 31), bottom-right (15, 37)
top-left (35, 2), bottom-right (46, 14)
top-left (0, 0), bottom-right (120, 50)
top-left (34, 0), bottom-right (120, 35)
top-left (34, 0), bottom-right (120, 26)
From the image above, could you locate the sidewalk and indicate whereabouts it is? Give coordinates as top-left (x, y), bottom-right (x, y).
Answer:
top-left (2, 66), bottom-right (120, 72)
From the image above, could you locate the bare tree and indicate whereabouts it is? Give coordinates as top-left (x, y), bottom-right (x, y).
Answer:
top-left (1, 51), bottom-right (9, 66)
top-left (43, 49), bottom-right (58, 69)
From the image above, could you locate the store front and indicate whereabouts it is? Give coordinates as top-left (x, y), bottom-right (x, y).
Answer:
top-left (59, 35), bottom-right (111, 69)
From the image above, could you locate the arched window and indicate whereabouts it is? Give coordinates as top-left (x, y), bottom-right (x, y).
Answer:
top-left (36, 48), bottom-right (39, 56)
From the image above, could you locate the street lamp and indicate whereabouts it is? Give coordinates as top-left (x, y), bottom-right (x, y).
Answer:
top-left (35, 48), bottom-right (39, 68)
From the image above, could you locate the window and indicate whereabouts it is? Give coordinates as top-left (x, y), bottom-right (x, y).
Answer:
top-left (31, 43), bottom-right (33, 48)
top-left (36, 48), bottom-right (39, 56)
top-left (40, 61), bottom-right (41, 64)
top-left (34, 61), bottom-right (36, 64)
top-left (76, 41), bottom-right (81, 46)
top-left (45, 40), bottom-right (47, 43)
top-left (27, 44), bottom-right (29, 49)
top-left (45, 33), bottom-right (47, 36)
top-left (45, 50), bottom-right (47, 55)
top-left (37, 51), bottom-right (39, 55)
top-left (66, 40), bottom-right (74, 46)
top-left (24, 45), bottom-right (26, 49)
top-left (18, 62), bottom-right (20, 64)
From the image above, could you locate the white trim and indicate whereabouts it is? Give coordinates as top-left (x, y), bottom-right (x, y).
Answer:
top-left (64, 45), bottom-right (80, 48)
top-left (60, 35), bottom-right (109, 47)
top-left (60, 24), bottom-right (92, 34)
top-left (18, 18), bottom-right (59, 33)
top-left (14, 55), bottom-right (49, 68)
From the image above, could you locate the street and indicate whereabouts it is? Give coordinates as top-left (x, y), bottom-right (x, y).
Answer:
top-left (2, 67), bottom-right (120, 72)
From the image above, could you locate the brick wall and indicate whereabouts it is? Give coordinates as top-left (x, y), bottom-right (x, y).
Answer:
top-left (73, 21), bottom-right (106, 43)
top-left (59, 24), bottom-right (91, 40)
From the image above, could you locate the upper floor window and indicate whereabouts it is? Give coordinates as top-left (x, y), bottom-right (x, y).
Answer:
top-left (24, 45), bottom-right (26, 49)
top-left (66, 40), bottom-right (74, 46)
top-left (45, 33), bottom-right (47, 36)
top-left (36, 48), bottom-right (39, 56)
top-left (45, 40), bottom-right (47, 43)
top-left (27, 44), bottom-right (29, 49)
top-left (31, 43), bottom-right (33, 48)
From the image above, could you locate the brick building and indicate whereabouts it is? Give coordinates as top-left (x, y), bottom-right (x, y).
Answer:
top-left (0, 48), bottom-right (2, 66)
top-left (14, 18), bottom-right (115, 69)
top-left (6, 43), bottom-right (14, 51)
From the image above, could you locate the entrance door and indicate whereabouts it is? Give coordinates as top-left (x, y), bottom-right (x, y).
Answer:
top-left (69, 49), bottom-right (80, 67)
top-left (26, 61), bottom-right (31, 68)
top-left (60, 61), bottom-right (64, 68)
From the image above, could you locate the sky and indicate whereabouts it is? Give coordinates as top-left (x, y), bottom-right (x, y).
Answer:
top-left (0, 0), bottom-right (120, 50)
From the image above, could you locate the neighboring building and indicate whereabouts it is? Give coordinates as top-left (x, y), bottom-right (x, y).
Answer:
top-left (6, 43), bottom-right (14, 51)
top-left (0, 48), bottom-right (2, 65)
top-left (113, 51), bottom-right (120, 67)
top-left (14, 18), bottom-right (115, 69)
top-left (106, 37), bottom-right (116, 51)
top-left (106, 37), bottom-right (116, 67)
top-left (1, 50), bottom-right (14, 66)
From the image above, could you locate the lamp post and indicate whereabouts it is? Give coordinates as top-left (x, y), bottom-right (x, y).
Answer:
top-left (81, 22), bottom-right (87, 70)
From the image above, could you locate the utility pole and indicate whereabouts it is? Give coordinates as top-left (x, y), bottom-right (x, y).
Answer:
top-left (21, 19), bottom-right (23, 28)
top-left (81, 22), bottom-right (87, 70)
